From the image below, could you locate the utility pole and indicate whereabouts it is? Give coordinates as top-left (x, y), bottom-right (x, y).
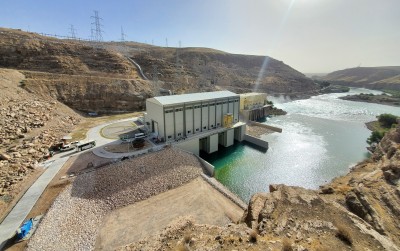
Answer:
top-left (165, 38), bottom-right (168, 47)
top-left (120, 26), bottom-right (126, 42)
top-left (91, 10), bottom-right (104, 42)
top-left (69, 24), bottom-right (77, 39)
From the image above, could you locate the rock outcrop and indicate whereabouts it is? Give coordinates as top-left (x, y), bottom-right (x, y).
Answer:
top-left (0, 28), bottom-right (153, 113)
top-left (0, 68), bottom-right (81, 216)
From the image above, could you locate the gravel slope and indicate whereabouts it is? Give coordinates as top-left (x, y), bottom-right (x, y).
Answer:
top-left (27, 148), bottom-right (203, 251)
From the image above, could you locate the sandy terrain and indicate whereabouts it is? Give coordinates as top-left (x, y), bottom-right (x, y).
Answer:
top-left (95, 177), bottom-right (243, 250)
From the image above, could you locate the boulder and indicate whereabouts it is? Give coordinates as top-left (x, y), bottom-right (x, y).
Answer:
top-left (0, 153), bottom-right (11, 160)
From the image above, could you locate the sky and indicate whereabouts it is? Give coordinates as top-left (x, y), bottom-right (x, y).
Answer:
top-left (1, 0), bottom-right (399, 73)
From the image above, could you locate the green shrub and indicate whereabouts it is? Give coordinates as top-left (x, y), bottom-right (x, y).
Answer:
top-left (378, 113), bottom-right (398, 128)
top-left (367, 130), bottom-right (385, 145)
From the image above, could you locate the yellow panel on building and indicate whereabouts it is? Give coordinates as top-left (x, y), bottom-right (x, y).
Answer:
top-left (223, 113), bottom-right (233, 127)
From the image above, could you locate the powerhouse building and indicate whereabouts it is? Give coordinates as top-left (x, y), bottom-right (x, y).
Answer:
top-left (145, 91), bottom-right (246, 155)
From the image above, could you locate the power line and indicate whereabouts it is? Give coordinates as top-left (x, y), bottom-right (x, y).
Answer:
top-left (90, 10), bottom-right (104, 42)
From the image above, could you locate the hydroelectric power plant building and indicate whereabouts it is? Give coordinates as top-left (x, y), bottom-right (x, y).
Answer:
top-left (145, 91), bottom-right (246, 155)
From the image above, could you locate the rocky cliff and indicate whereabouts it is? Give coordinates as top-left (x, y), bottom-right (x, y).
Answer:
top-left (0, 28), bottom-right (153, 113)
top-left (0, 68), bottom-right (81, 217)
top-left (121, 125), bottom-right (400, 250)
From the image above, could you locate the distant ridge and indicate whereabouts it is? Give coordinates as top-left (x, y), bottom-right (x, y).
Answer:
top-left (322, 66), bottom-right (400, 91)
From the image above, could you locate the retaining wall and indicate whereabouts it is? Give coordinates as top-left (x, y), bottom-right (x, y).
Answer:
top-left (172, 146), bottom-right (215, 177)
top-left (244, 134), bottom-right (269, 150)
top-left (248, 121), bottom-right (282, 133)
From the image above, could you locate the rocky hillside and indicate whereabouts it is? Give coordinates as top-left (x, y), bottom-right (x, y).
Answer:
top-left (322, 66), bottom-right (400, 91)
top-left (129, 46), bottom-right (318, 95)
top-left (0, 68), bottom-right (81, 217)
top-left (0, 28), bottom-right (153, 113)
top-left (121, 124), bottom-right (400, 250)
top-left (0, 28), bottom-right (317, 112)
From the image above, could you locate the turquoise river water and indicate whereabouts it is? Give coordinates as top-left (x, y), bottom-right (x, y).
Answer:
top-left (201, 88), bottom-right (400, 202)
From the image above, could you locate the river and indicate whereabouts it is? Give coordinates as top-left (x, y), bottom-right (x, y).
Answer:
top-left (201, 88), bottom-right (400, 202)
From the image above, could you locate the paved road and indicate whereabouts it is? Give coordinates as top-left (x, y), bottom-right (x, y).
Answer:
top-left (0, 157), bottom-right (69, 249)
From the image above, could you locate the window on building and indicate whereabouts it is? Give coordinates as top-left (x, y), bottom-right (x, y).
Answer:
top-left (177, 133), bottom-right (181, 136)
top-left (203, 126), bottom-right (207, 129)
top-left (196, 128), bottom-right (200, 131)
top-left (168, 135), bottom-right (172, 139)
top-left (187, 130), bottom-right (191, 134)
top-left (186, 107), bottom-right (192, 110)
top-left (217, 123), bottom-right (220, 126)
top-left (211, 124), bottom-right (214, 128)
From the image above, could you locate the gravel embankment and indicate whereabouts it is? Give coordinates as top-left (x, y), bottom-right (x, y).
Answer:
top-left (27, 148), bottom-right (203, 251)
top-left (246, 124), bottom-right (275, 138)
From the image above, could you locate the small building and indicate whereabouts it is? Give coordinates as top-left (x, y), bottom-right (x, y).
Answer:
top-left (145, 91), bottom-right (246, 155)
top-left (239, 92), bottom-right (271, 121)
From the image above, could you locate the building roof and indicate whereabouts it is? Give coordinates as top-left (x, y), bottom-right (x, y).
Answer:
top-left (147, 91), bottom-right (239, 106)
top-left (239, 92), bottom-right (267, 97)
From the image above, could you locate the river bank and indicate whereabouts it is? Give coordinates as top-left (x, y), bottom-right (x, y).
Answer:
top-left (340, 93), bottom-right (400, 107)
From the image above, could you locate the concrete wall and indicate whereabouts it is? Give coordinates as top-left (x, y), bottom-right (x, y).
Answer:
top-left (175, 107), bottom-right (184, 138)
top-left (234, 100), bottom-right (239, 122)
top-left (185, 106), bottom-right (193, 135)
top-left (234, 124), bottom-right (246, 142)
top-left (244, 134), bottom-right (269, 150)
top-left (165, 108), bottom-right (174, 141)
top-left (175, 137), bottom-right (200, 156)
top-left (209, 103), bottom-right (216, 128)
top-left (248, 121), bottom-right (282, 133)
top-left (201, 104), bottom-right (209, 131)
top-left (216, 103), bottom-right (222, 127)
top-left (145, 100), bottom-right (165, 138)
top-left (220, 129), bottom-right (234, 147)
top-left (194, 104), bottom-right (201, 133)
top-left (208, 134), bottom-right (219, 153)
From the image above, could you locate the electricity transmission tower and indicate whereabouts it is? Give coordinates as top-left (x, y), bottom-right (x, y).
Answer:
top-left (120, 26), bottom-right (126, 42)
top-left (69, 25), bottom-right (77, 39)
top-left (91, 10), bottom-right (104, 42)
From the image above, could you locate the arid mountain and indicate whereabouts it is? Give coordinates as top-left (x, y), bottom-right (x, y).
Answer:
top-left (0, 28), bottom-right (317, 114)
top-left (0, 28), bottom-right (152, 113)
top-left (127, 45), bottom-right (317, 94)
top-left (322, 66), bottom-right (400, 91)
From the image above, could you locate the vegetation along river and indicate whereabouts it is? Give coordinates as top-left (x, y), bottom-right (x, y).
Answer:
top-left (201, 88), bottom-right (400, 202)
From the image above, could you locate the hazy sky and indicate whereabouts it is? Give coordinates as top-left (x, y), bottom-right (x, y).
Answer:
top-left (1, 0), bottom-right (399, 73)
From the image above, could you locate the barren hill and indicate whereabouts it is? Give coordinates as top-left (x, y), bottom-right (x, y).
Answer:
top-left (322, 66), bottom-right (400, 91)
top-left (0, 27), bottom-right (317, 113)
top-left (126, 45), bottom-right (317, 94)
top-left (0, 28), bottom-right (153, 113)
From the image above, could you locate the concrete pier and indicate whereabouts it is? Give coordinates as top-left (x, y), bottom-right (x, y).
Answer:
top-left (243, 134), bottom-right (269, 150)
